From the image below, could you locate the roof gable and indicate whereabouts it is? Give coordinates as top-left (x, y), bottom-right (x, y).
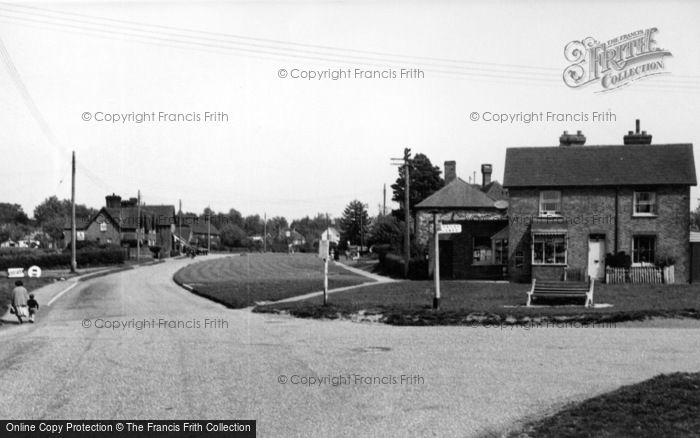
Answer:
top-left (503, 144), bottom-right (696, 188)
top-left (416, 178), bottom-right (499, 209)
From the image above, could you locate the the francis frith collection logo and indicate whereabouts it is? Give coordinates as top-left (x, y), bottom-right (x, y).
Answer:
top-left (563, 28), bottom-right (671, 92)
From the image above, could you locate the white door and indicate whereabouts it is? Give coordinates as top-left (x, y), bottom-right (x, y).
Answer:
top-left (587, 238), bottom-right (605, 280)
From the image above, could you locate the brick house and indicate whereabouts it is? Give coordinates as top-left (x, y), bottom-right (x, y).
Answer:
top-left (503, 122), bottom-right (696, 283)
top-left (415, 161), bottom-right (509, 279)
top-left (175, 213), bottom-right (221, 249)
top-left (64, 194), bottom-right (176, 258)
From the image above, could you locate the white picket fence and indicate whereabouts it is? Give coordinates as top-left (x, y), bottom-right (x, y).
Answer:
top-left (605, 265), bottom-right (675, 284)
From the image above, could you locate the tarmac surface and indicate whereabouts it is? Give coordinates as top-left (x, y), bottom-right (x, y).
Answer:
top-left (1, 256), bottom-right (700, 437)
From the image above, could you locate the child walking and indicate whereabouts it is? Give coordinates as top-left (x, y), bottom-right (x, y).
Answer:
top-left (27, 293), bottom-right (39, 323)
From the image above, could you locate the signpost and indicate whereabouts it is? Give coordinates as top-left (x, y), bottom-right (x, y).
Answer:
top-left (433, 219), bottom-right (462, 310)
top-left (7, 268), bottom-right (24, 278)
top-left (318, 240), bottom-right (330, 306)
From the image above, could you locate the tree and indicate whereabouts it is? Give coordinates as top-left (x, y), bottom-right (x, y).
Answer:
top-left (291, 213), bottom-right (332, 251)
top-left (243, 214), bottom-right (264, 236)
top-left (33, 196), bottom-right (65, 226)
top-left (391, 153), bottom-right (444, 216)
top-left (691, 207), bottom-right (700, 232)
top-left (0, 203), bottom-right (29, 225)
top-left (33, 196), bottom-right (97, 247)
top-left (338, 200), bottom-right (369, 249)
top-left (220, 223), bottom-right (247, 248)
top-left (367, 214), bottom-right (403, 249)
top-left (268, 216), bottom-right (289, 241)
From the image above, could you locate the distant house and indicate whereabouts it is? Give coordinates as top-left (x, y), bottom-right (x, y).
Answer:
top-left (174, 213), bottom-right (221, 249)
top-left (503, 122), bottom-right (696, 283)
top-left (415, 161), bottom-right (509, 280)
top-left (320, 227), bottom-right (340, 244)
top-left (63, 194), bottom-right (176, 258)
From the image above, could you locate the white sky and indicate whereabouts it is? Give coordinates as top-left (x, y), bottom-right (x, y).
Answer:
top-left (1, 0), bottom-right (700, 220)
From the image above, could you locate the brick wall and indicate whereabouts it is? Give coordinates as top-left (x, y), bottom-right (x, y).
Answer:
top-left (508, 186), bottom-right (691, 283)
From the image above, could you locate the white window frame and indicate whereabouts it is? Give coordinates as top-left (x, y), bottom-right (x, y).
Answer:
top-left (633, 191), bottom-right (656, 217)
top-left (100, 222), bottom-right (107, 232)
top-left (531, 234), bottom-right (567, 265)
top-left (539, 190), bottom-right (562, 217)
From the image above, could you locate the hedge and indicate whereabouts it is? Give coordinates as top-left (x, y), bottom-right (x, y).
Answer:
top-left (0, 248), bottom-right (124, 270)
top-left (378, 252), bottom-right (429, 279)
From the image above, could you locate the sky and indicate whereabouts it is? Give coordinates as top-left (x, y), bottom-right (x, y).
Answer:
top-left (1, 0), bottom-right (700, 221)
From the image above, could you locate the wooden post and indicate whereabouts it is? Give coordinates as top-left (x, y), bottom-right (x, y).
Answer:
top-left (136, 189), bottom-right (141, 262)
top-left (70, 151), bottom-right (77, 273)
top-left (323, 255), bottom-right (328, 306)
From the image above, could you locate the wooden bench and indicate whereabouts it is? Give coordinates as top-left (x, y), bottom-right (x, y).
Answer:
top-left (526, 278), bottom-right (594, 307)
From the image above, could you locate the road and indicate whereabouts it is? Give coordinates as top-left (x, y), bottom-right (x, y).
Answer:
top-left (2, 257), bottom-right (700, 437)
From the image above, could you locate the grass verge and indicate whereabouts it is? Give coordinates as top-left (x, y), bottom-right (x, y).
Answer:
top-left (174, 253), bottom-right (374, 308)
top-left (253, 281), bottom-right (700, 325)
top-left (510, 372), bottom-right (700, 438)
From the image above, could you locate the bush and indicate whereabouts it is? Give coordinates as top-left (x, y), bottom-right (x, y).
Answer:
top-left (0, 247), bottom-right (124, 270)
top-left (605, 251), bottom-right (632, 269)
top-left (378, 252), bottom-right (428, 279)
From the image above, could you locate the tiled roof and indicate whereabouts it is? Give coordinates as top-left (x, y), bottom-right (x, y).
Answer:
top-left (415, 178), bottom-right (499, 209)
top-left (503, 144), bottom-right (696, 188)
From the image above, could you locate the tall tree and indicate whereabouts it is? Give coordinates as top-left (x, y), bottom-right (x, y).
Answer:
top-left (339, 200), bottom-right (369, 249)
top-left (291, 213), bottom-right (332, 251)
top-left (243, 214), bottom-right (264, 236)
top-left (367, 214), bottom-right (403, 249)
top-left (268, 216), bottom-right (289, 241)
top-left (220, 223), bottom-right (247, 248)
top-left (33, 196), bottom-right (96, 247)
top-left (0, 203), bottom-right (29, 225)
top-left (391, 153), bottom-right (444, 216)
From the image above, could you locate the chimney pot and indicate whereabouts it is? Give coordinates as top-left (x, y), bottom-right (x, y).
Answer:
top-left (481, 164), bottom-right (492, 188)
top-left (636, 119), bottom-right (640, 134)
top-left (577, 130), bottom-right (582, 135)
top-left (444, 161), bottom-right (457, 183)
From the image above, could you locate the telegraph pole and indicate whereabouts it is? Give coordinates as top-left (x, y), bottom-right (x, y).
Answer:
top-left (70, 151), bottom-right (76, 273)
top-left (178, 199), bottom-right (182, 253)
top-left (383, 184), bottom-right (386, 216)
top-left (404, 152), bottom-right (410, 278)
top-left (207, 204), bottom-right (211, 254)
top-left (390, 148), bottom-right (412, 278)
top-left (136, 189), bottom-right (141, 261)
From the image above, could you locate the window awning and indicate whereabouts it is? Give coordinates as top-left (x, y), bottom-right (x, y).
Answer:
top-left (530, 220), bottom-right (568, 235)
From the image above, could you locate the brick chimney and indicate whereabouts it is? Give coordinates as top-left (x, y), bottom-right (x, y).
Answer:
top-left (559, 130), bottom-right (586, 146)
top-left (105, 193), bottom-right (121, 208)
top-left (481, 164), bottom-right (492, 187)
top-left (623, 119), bottom-right (652, 145)
top-left (444, 161), bottom-right (456, 183)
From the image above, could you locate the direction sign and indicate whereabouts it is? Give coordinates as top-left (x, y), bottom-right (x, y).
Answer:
top-left (439, 223), bottom-right (462, 234)
top-left (318, 240), bottom-right (330, 260)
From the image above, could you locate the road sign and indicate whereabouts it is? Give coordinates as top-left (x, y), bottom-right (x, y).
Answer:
top-left (439, 223), bottom-right (462, 234)
top-left (318, 240), bottom-right (330, 260)
top-left (7, 268), bottom-right (24, 278)
top-left (28, 265), bottom-right (42, 278)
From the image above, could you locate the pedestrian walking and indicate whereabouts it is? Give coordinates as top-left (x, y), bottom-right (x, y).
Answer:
top-left (11, 280), bottom-right (29, 324)
top-left (27, 293), bottom-right (39, 323)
